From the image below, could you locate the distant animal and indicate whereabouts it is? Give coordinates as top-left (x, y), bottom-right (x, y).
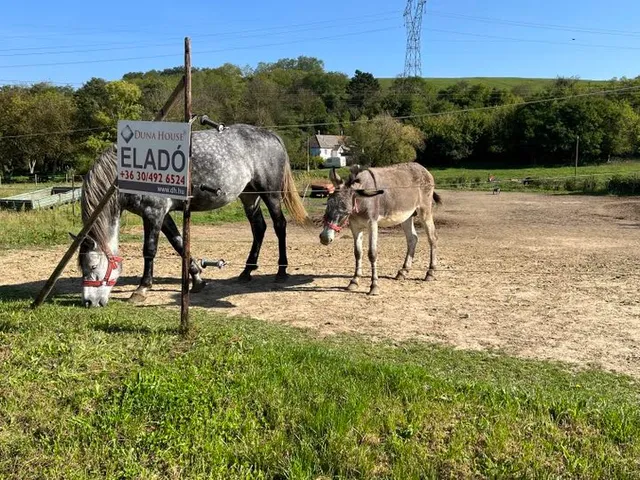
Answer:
top-left (493, 186), bottom-right (501, 195)
top-left (319, 163), bottom-right (441, 295)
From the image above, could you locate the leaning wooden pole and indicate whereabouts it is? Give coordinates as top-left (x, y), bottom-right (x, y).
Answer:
top-left (154, 76), bottom-right (185, 122)
top-left (180, 37), bottom-right (193, 335)
top-left (31, 181), bottom-right (118, 308)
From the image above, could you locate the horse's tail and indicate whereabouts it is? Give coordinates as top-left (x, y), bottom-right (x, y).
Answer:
top-left (281, 160), bottom-right (310, 225)
top-left (433, 191), bottom-right (443, 205)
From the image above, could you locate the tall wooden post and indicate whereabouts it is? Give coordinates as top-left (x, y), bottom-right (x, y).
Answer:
top-left (180, 37), bottom-right (192, 335)
top-left (574, 135), bottom-right (580, 177)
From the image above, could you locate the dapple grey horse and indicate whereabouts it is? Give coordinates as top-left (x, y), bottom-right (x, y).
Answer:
top-left (77, 124), bottom-right (308, 308)
top-left (319, 163), bottom-right (441, 295)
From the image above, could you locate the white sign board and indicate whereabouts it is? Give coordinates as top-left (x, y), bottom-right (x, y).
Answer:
top-left (117, 120), bottom-right (191, 199)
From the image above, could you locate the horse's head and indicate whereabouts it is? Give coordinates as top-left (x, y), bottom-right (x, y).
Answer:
top-left (72, 233), bottom-right (122, 308)
top-left (319, 167), bottom-right (383, 245)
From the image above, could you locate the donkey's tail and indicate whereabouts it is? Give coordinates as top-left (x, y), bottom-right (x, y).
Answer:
top-left (433, 191), bottom-right (443, 206)
top-left (281, 161), bottom-right (310, 225)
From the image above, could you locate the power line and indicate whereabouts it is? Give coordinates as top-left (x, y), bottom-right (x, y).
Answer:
top-left (426, 27), bottom-right (640, 52)
top-left (0, 10), bottom-right (402, 43)
top-left (0, 126), bottom-right (108, 140)
top-left (0, 14), bottom-right (401, 58)
top-left (428, 9), bottom-right (640, 39)
top-left (2, 84), bottom-right (639, 141)
top-left (0, 26), bottom-right (403, 70)
top-left (264, 85), bottom-right (640, 129)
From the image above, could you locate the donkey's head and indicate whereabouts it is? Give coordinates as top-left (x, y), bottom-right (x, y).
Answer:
top-left (72, 233), bottom-right (122, 308)
top-left (319, 166), bottom-right (383, 245)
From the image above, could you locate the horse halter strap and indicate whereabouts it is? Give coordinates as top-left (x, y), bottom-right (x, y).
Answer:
top-left (83, 250), bottom-right (123, 288)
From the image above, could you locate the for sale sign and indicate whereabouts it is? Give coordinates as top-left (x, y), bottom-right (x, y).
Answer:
top-left (117, 120), bottom-right (191, 199)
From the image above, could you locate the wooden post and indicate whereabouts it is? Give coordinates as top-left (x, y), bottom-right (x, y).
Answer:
top-left (180, 37), bottom-right (192, 335)
top-left (71, 174), bottom-right (75, 217)
top-left (31, 181), bottom-right (117, 308)
top-left (574, 135), bottom-right (580, 177)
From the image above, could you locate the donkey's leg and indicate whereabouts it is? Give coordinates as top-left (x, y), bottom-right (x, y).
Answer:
top-left (396, 216), bottom-right (418, 280)
top-left (418, 208), bottom-right (438, 281)
top-left (238, 193), bottom-right (267, 282)
top-left (128, 216), bottom-right (162, 303)
top-left (368, 221), bottom-right (380, 296)
top-left (347, 227), bottom-right (364, 291)
top-left (261, 193), bottom-right (289, 282)
top-left (161, 213), bottom-right (206, 293)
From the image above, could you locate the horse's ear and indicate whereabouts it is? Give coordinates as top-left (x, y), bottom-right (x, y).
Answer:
top-left (329, 167), bottom-right (343, 187)
top-left (72, 234), bottom-right (98, 250)
top-left (355, 189), bottom-right (384, 197)
top-left (84, 236), bottom-right (98, 250)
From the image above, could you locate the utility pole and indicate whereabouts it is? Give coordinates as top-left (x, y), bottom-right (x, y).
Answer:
top-left (574, 135), bottom-right (580, 177)
top-left (306, 136), bottom-right (310, 172)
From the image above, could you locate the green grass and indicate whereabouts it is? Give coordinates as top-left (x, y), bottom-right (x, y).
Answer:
top-left (429, 161), bottom-right (640, 193)
top-left (2, 163), bottom-right (639, 251)
top-left (378, 76), bottom-right (609, 93)
top-left (0, 299), bottom-right (639, 478)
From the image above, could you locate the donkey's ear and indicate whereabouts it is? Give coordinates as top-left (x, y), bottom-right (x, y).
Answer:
top-left (349, 164), bottom-right (363, 176)
top-left (329, 167), bottom-right (344, 187)
top-left (355, 189), bottom-right (384, 197)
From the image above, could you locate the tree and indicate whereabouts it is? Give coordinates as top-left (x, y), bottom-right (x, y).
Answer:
top-left (347, 114), bottom-right (424, 167)
top-left (346, 70), bottom-right (382, 119)
top-left (74, 79), bottom-right (143, 158)
top-left (0, 84), bottom-right (76, 175)
top-left (418, 111), bottom-right (490, 167)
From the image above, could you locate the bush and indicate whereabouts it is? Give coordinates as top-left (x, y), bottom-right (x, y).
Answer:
top-left (580, 176), bottom-right (599, 194)
top-left (606, 175), bottom-right (640, 195)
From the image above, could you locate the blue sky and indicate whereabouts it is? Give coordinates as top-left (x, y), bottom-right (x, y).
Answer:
top-left (1, 0), bottom-right (639, 87)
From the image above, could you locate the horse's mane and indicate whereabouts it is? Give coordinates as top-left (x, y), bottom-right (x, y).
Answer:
top-left (81, 145), bottom-right (120, 252)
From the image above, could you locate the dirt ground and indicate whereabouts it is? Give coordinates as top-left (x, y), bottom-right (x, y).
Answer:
top-left (3, 191), bottom-right (640, 377)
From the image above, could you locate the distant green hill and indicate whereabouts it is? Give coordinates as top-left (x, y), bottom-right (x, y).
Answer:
top-left (378, 77), bottom-right (609, 93)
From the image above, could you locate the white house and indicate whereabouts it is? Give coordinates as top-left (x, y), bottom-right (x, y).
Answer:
top-left (309, 134), bottom-right (350, 167)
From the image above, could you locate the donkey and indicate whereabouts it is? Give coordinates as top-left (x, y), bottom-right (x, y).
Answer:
top-left (319, 163), bottom-right (441, 295)
top-left (77, 124), bottom-right (308, 308)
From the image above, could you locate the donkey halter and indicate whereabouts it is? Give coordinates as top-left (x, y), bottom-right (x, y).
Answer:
top-left (323, 198), bottom-right (359, 233)
top-left (82, 250), bottom-right (123, 288)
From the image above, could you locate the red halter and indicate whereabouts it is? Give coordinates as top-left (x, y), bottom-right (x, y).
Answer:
top-left (323, 216), bottom-right (346, 233)
top-left (323, 198), bottom-right (359, 233)
top-left (82, 252), bottom-right (123, 288)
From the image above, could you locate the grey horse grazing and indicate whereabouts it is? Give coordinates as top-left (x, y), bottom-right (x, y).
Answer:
top-left (319, 163), bottom-right (441, 295)
top-left (78, 124), bottom-right (308, 308)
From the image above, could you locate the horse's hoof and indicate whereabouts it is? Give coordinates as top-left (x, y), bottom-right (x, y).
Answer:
top-left (424, 272), bottom-right (436, 282)
top-left (191, 280), bottom-right (207, 293)
top-left (237, 274), bottom-right (252, 283)
top-left (127, 292), bottom-right (147, 304)
top-left (346, 281), bottom-right (359, 291)
top-left (275, 273), bottom-right (289, 283)
top-left (395, 271), bottom-right (406, 281)
top-left (368, 286), bottom-right (379, 296)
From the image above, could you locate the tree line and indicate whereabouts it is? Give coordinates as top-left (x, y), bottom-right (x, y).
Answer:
top-left (1, 55), bottom-right (640, 178)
